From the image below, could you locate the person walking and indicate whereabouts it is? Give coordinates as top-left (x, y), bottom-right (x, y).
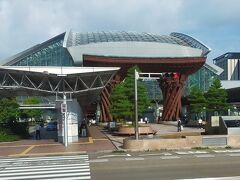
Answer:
top-left (35, 123), bottom-right (41, 140)
top-left (177, 118), bottom-right (182, 132)
top-left (198, 117), bottom-right (203, 129)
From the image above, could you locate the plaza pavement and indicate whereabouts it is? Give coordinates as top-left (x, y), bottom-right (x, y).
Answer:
top-left (0, 123), bottom-right (204, 157)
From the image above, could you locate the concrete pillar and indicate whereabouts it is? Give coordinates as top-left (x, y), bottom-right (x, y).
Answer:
top-left (57, 99), bottom-right (82, 143)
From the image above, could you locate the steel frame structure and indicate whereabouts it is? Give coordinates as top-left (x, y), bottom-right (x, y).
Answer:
top-left (0, 70), bottom-right (115, 95)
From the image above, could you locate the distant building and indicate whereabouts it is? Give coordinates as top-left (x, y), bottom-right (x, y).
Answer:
top-left (213, 52), bottom-right (240, 80)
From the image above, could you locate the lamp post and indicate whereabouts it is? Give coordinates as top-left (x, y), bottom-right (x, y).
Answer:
top-left (60, 93), bottom-right (68, 147)
top-left (134, 69), bottom-right (139, 140)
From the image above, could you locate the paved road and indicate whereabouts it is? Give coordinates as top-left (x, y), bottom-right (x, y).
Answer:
top-left (1, 150), bottom-right (240, 180)
top-left (0, 154), bottom-right (90, 180)
top-left (89, 149), bottom-right (240, 180)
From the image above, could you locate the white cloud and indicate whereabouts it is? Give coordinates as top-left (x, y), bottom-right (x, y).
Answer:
top-left (0, 0), bottom-right (240, 61)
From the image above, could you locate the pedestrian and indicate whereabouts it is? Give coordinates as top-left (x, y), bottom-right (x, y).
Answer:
top-left (198, 117), bottom-right (203, 129)
top-left (144, 117), bottom-right (148, 124)
top-left (177, 118), bottom-right (182, 132)
top-left (35, 123), bottom-right (41, 140)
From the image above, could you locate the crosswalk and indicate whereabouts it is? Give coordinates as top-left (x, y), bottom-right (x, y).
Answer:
top-left (0, 154), bottom-right (90, 180)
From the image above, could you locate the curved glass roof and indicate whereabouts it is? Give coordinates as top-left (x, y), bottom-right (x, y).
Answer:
top-left (65, 31), bottom-right (190, 47)
top-left (170, 32), bottom-right (211, 56)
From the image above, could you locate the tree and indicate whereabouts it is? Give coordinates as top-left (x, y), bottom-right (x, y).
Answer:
top-left (205, 79), bottom-right (229, 115)
top-left (21, 97), bottom-right (43, 121)
top-left (110, 83), bottom-right (132, 119)
top-left (0, 98), bottom-right (20, 124)
top-left (188, 86), bottom-right (206, 118)
top-left (110, 66), bottom-right (151, 121)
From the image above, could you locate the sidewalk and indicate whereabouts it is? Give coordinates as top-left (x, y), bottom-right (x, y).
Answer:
top-left (0, 123), bottom-right (204, 157)
top-left (0, 126), bottom-right (116, 157)
top-left (102, 122), bottom-right (205, 150)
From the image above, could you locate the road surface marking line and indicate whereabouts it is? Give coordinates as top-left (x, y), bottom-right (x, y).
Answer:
top-left (194, 154), bottom-right (215, 158)
top-left (0, 145), bottom-right (31, 148)
top-left (9, 151), bottom-right (87, 157)
top-left (227, 149), bottom-right (240, 153)
top-left (175, 151), bottom-right (208, 155)
top-left (0, 154), bottom-right (88, 161)
top-left (20, 145), bottom-right (35, 155)
top-left (5, 164), bottom-right (89, 170)
top-left (160, 156), bottom-right (180, 159)
top-left (227, 153), bottom-right (240, 156)
top-left (3, 166), bottom-right (90, 173)
top-left (0, 169), bottom-right (90, 176)
top-left (125, 157), bottom-right (144, 161)
top-left (97, 154), bottom-right (131, 158)
top-left (88, 137), bottom-right (93, 143)
top-left (213, 149), bottom-right (240, 153)
top-left (139, 153), bottom-right (172, 156)
top-left (0, 172), bottom-right (91, 180)
top-left (1, 156), bottom-right (89, 162)
top-left (92, 138), bottom-right (108, 141)
top-left (178, 176), bottom-right (240, 180)
top-left (89, 159), bottom-right (109, 163)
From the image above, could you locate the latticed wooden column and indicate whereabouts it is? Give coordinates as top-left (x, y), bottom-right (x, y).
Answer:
top-left (159, 73), bottom-right (187, 121)
top-left (99, 75), bottom-right (121, 122)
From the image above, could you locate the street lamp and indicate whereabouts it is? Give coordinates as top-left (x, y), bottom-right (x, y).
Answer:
top-left (134, 69), bottom-right (139, 140)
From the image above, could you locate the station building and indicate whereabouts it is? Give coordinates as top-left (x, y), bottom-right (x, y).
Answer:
top-left (0, 30), bottom-right (220, 142)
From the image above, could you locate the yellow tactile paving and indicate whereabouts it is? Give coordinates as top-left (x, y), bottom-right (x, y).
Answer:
top-left (9, 151), bottom-right (87, 157)
top-left (1, 135), bottom-right (112, 157)
top-left (20, 145), bottom-right (35, 155)
top-left (92, 138), bottom-right (108, 141)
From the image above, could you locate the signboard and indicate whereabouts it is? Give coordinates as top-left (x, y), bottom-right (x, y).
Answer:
top-left (61, 103), bottom-right (67, 113)
top-left (211, 116), bottom-right (219, 127)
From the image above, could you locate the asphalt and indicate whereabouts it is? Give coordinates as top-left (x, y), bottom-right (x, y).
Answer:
top-left (0, 123), bottom-right (204, 157)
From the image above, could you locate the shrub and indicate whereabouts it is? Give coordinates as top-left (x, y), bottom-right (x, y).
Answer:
top-left (0, 129), bottom-right (20, 142)
top-left (8, 121), bottom-right (29, 138)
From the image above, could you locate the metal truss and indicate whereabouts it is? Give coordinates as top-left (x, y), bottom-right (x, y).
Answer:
top-left (0, 70), bottom-right (115, 95)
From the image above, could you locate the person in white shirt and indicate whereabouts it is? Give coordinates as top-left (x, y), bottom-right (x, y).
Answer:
top-left (198, 117), bottom-right (203, 129)
top-left (177, 118), bottom-right (182, 132)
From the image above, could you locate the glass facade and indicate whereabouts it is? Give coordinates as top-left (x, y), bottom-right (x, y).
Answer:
top-left (12, 34), bottom-right (73, 66)
top-left (144, 64), bottom-right (220, 101)
top-left (66, 31), bottom-right (190, 47)
top-left (144, 80), bottom-right (162, 102)
top-left (185, 64), bottom-right (219, 95)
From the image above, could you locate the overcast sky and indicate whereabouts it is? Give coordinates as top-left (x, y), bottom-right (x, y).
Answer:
top-left (1, 0), bottom-right (240, 63)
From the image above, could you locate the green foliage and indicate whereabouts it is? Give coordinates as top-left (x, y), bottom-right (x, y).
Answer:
top-left (188, 86), bottom-right (206, 115)
top-left (0, 98), bottom-right (20, 123)
top-left (21, 97), bottom-right (43, 121)
top-left (24, 97), bottom-right (41, 104)
top-left (110, 66), bottom-right (151, 121)
top-left (205, 79), bottom-right (229, 115)
top-left (7, 122), bottom-right (29, 138)
top-left (0, 129), bottom-right (20, 142)
top-left (225, 146), bottom-right (232, 149)
top-left (192, 146), bottom-right (209, 150)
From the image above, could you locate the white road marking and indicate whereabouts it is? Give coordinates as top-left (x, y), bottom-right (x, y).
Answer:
top-left (194, 154), bottom-right (215, 158)
top-left (139, 153), bottom-right (172, 157)
top-left (125, 157), bottom-right (144, 161)
top-left (178, 176), bottom-right (240, 180)
top-left (227, 153), bottom-right (240, 156)
top-left (213, 149), bottom-right (240, 153)
top-left (97, 154), bottom-right (131, 158)
top-left (0, 154), bottom-right (91, 180)
top-left (89, 159), bottom-right (109, 163)
top-left (160, 156), bottom-right (180, 159)
top-left (175, 151), bottom-right (208, 155)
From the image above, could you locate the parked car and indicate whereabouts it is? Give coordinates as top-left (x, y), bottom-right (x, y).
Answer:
top-left (46, 122), bottom-right (57, 131)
